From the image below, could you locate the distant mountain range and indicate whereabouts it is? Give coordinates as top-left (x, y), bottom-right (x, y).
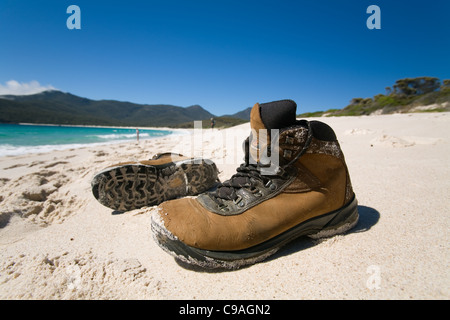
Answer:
top-left (3, 76), bottom-right (448, 128)
top-left (0, 90), bottom-right (250, 127)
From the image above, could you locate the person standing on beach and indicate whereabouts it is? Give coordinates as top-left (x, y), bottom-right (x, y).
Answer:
top-left (136, 128), bottom-right (139, 142)
top-left (210, 118), bottom-right (215, 129)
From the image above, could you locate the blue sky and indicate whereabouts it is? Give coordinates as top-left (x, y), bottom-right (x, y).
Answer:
top-left (0, 0), bottom-right (449, 115)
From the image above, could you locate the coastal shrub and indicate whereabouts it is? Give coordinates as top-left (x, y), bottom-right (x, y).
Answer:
top-left (327, 77), bottom-right (448, 116)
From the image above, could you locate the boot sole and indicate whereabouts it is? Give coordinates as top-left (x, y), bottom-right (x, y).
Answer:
top-left (151, 195), bottom-right (359, 269)
top-left (92, 159), bottom-right (218, 211)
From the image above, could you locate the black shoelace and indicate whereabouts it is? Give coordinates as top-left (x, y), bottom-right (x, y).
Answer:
top-left (209, 121), bottom-right (312, 206)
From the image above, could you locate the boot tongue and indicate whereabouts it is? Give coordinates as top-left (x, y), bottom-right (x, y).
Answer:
top-left (249, 100), bottom-right (297, 163)
top-left (213, 100), bottom-right (298, 201)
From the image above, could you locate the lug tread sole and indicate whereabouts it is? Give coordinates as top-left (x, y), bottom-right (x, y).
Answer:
top-left (92, 160), bottom-right (218, 211)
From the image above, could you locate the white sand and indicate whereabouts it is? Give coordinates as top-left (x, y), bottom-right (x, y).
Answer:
top-left (0, 112), bottom-right (449, 299)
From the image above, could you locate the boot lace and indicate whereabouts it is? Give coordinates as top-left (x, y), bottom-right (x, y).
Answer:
top-left (210, 162), bottom-right (283, 205)
top-left (209, 121), bottom-right (312, 206)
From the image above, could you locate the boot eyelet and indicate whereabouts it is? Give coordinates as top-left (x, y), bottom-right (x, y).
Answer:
top-left (233, 195), bottom-right (243, 205)
top-left (218, 203), bottom-right (229, 212)
top-left (253, 190), bottom-right (263, 197)
top-left (265, 181), bottom-right (277, 190)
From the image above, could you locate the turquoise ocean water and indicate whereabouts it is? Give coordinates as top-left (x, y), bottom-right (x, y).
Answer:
top-left (0, 123), bottom-right (174, 157)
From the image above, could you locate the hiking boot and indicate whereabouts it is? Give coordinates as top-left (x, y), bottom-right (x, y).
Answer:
top-left (91, 153), bottom-right (219, 211)
top-left (151, 100), bottom-right (358, 269)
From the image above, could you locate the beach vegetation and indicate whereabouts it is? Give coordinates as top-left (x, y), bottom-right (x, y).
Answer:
top-left (299, 76), bottom-right (450, 117)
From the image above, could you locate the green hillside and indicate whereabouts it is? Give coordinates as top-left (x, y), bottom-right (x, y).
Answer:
top-left (298, 77), bottom-right (450, 117)
top-left (0, 91), bottom-right (216, 127)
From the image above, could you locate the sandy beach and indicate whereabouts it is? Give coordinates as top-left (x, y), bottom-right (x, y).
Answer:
top-left (0, 112), bottom-right (449, 299)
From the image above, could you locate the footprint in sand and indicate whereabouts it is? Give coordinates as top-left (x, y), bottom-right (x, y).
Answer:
top-left (4, 163), bottom-right (27, 170)
top-left (344, 128), bottom-right (376, 135)
top-left (28, 160), bottom-right (46, 168)
top-left (94, 151), bottom-right (108, 157)
top-left (44, 161), bottom-right (69, 169)
top-left (370, 134), bottom-right (441, 148)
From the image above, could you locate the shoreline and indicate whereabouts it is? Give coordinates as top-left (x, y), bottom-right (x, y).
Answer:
top-left (0, 123), bottom-right (191, 157)
top-left (15, 121), bottom-right (191, 133)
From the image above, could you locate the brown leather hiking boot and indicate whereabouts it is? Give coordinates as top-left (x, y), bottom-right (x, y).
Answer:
top-left (91, 153), bottom-right (219, 211)
top-left (151, 100), bottom-right (358, 269)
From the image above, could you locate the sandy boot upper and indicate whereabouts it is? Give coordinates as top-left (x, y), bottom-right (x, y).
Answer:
top-left (152, 100), bottom-right (357, 268)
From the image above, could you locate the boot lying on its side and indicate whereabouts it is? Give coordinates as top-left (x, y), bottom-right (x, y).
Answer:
top-left (151, 100), bottom-right (358, 269)
top-left (91, 153), bottom-right (219, 211)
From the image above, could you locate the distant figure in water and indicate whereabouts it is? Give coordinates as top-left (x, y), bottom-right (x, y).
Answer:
top-left (210, 118), bottom-right (215, 129)
top-left (136, 128), bottom-right (139, 142)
